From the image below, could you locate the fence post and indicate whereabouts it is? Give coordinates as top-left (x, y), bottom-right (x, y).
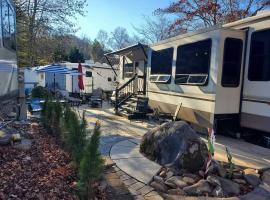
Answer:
top-left (115, 89), bottom-right (119, 114)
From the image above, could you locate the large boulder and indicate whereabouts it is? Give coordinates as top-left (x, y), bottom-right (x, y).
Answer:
top-left (140, 121), bottom-right (208, 172)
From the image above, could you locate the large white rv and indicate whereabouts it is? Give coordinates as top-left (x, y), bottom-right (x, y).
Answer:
top-left (147, 11), bottom-right (270, 136)
top-left (0, 0), bottom-right (19, 118)
top-left (107, 12), bottom-right (270, 140)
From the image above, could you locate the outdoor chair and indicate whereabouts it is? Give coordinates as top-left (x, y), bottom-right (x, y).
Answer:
top-left (133, 96), bottom-right (149, 119)
top-left (89, 88), bottom-right (103, 108)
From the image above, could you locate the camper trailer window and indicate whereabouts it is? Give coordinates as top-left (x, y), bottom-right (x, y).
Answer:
top-left (86, 71), bottom-right (92, 77)
top-left (151, 48), bottom-right (173, 75)
top-left (176, 39), bottom-right (211, 85)
top-left (123, 63), bottom-right (134, 78)
top-left (248, 29), bottom-right (270, 81)
top-left (222, 38), bottom-right (243, 87)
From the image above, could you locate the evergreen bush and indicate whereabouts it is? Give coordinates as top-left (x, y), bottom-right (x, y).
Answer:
top-left (78, 121), bottom-right (104, 199)
top-left (41, 100), bottom-right (63, 136)
top-left (62, 106), bottom-right (87, 165)
top-left (31, 86), bottom-right (51, 99)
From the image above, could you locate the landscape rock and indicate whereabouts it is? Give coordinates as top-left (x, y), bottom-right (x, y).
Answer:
top-left (233, 172), bottom-right (243, 179)
top-left (211, 186), bottom-right (224, 197)
top-left (262, 170), bottom-right (270, 186)
top-left (159, 168), bottom-right (167, 178)
top-left (233, 179), bottom-right (246, 184)
top-left (244, 168), bottom-right (258, 175)
top-left (182, 177), bottom-right (195, 185)
top-left (14, 139), bottom-right (32, 151)
top-left (244, 174), bottom-right (261, 187)
top-left (199, 170), bottom-right (205, 177)
top-left (140, 121), bottom-right (208, 172)
top-left (165, 176), bottom-right (187, 189)
top-left (183, 173), bottom-right (199, 180)
top-left (183, 180), bottom-right (212, 196)
top-left (0, 129), bottom-right (11, 145)
top-left (214, 176), bottom-right (240, 196)
top-left (207, 175), bottom-right (221, 186)
top-left (166, 171), bottom-right (174, 180)
top-left (206, 160), bottom-right (227, 177)
top-left (168, 188), bottom-right (186, 195)
top-left (150, 181), bottom-right (168, 192)
top-left (153, 176), bottom-right (164, 185)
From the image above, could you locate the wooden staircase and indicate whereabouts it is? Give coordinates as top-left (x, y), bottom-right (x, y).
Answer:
top-left (115, 74), bottom-right (149, 119)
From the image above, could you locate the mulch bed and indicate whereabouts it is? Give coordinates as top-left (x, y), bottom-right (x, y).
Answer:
top-left (0, 121), bottom-right (78, 200)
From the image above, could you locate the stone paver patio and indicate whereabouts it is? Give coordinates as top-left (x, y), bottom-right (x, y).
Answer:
top-left (81, 103), bottom-right (270, 170)
top-left (79, 103), bottom-right (270, 199)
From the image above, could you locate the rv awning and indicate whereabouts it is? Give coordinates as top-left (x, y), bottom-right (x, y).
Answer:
top-left (105, 43), bottom-right (148, 62)
top-left (35, 64), bottom-right (84, 76)
top-left (105, 43), bottom-right (148, 76)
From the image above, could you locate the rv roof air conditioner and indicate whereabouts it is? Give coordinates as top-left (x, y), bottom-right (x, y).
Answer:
top-left (149, 74), bottom-right (171, 83)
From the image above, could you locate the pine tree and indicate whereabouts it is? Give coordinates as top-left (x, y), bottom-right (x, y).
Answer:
top-left (78, 121), bottom-right (104, 199)
top-left (62, 106), bottom-right (86, 165)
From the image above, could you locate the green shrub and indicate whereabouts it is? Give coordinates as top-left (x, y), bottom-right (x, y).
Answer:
top-left (78, 121), bottom-right (104, 199)
top-left (62, 106), bottom-right (87, 165)
top-left (41, 100), bottom-right (63, 136)
top-left (31, 86), bottom-right (51, 99)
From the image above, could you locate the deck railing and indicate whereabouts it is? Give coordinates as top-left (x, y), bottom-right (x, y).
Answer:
top-left (115, 73), bottom-right (145, 113)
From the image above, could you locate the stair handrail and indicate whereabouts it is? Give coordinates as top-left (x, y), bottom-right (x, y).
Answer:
top-left (117, 73), bottom-right (137, 91)
top-left (115, 73), bottom-right (138, 113)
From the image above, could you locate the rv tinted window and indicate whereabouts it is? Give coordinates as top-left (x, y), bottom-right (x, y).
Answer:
top-left (176, 39), bottom-right (211, 85)
top-left (248, 29), bottom-right (270, 81)
top-left (222, 38), bottom-right (243, 87)
top-left (151, 48), bottom-right (173, 75)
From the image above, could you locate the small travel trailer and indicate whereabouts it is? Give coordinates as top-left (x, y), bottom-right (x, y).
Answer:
top-left (106, 11), bottom-right (270, 140)
top-left (64, 62), bottom-right (119, 93)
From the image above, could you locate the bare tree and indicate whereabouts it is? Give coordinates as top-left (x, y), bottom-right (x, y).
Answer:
top-left (109, 27), bottom-right (133, 50)
top-left (96, 30), bottom-right (109, 49)
top-left (156, 0), bottom-right (270, 32)
top-left (15, 0), bottom-right (86, 66)
top-left (133, 15), bottom-right (181, 44)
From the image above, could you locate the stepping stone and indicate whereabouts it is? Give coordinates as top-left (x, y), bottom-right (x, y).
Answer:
top-left (129, 138), bottom-right (141, 145)
top-left (114, 157), bottom-right (161, 184)
top-left (120, 174), bottom-right (131, 181)
top-left (110, 145), bottom-right (143, 159)
top-left (137, 185), bottom-right (154, 196)
top-left (123, 178), bottom-right (137, 186)
top-left (129, 182), bottom-right (145, 191)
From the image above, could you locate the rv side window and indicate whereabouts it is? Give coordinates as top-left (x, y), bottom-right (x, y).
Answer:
top-left (150, 48), bottom-right (173, 83)
top-left (222, 38), bottom-right (243, 87)
top-left (151, 48), bottom-right (173, 75)
top-left (248, 29), bottom-right (270, 81)
top-left (1, 0), bottom-right (16, 51)
top-left (175, 39), bottom-right (211, 85)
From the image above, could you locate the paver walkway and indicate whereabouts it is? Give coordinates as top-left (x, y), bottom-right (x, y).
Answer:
top-left (79, 103), bottom-right (270, 199)
top-left (110, 139), bottom-right (161, 184)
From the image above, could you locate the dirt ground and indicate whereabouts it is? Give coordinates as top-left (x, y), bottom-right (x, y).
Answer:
top-left (0, 121), bottom-right (78, 200)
